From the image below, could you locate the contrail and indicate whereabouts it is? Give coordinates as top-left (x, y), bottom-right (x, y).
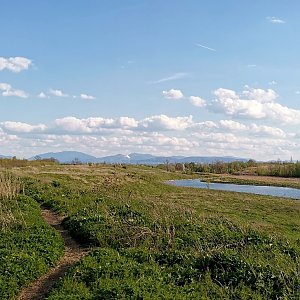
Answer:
top-left (196, 43), bottom-right (216, 52)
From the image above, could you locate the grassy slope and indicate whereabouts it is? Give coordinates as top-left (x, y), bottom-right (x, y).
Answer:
top-left (14, 164), bottom-right (300, 299)
top-left (0, 195), bottom-right (64, 299)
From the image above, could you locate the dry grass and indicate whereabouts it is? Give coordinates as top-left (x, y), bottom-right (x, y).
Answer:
top-left (0, 172), bottom-right (23, 200)
top-left (0, 171), bottom-right (25, 230)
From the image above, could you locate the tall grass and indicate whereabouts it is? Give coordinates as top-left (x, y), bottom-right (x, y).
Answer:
top-left (0, 171), bottom-right (25, 230)
top-left (0, 172), bottom-right (23, 200)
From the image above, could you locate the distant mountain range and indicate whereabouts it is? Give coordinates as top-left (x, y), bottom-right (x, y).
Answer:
top-left (23, 151), bottom-right (249, 164)
top-left (0, 155), bottom-right (11, 159)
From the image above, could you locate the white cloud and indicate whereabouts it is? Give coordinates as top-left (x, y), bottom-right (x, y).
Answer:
top-left (189, 96), bottom-right (206, 107)
top-left (242, 87), bottom-right (278, 103)
top-left (249, 123), bottom-right (286, 138)
top-left (54, 116), bottom-right (138, 133)
top-left (0, 57), bottom-right (32, 73)
top-left (217, 120), bottom-right (285, 138)
top-left (50, 89), bottom-right (69, 97)
top-left (268, 80), bottom-right (277, 86)
top-left (139, 115), bottom-right (193, 131)
top-left (190, 119), bottom-right (286, 139)
top-left (80, 93), bottom-right (96, 100)
top-left (2, 89), bottom-right (28, 98)
top-left (54, 115), bottom-right (194, 133)
top-left (219, 120), bottom-right (247, 131)
top-left (118, 117), bottom-right (138, 128)
top-left (55, 117), bottom-right (90, 132)
top-left (0, 83), bottom-right (11, 91)
top-left (196, 43), bottom-right (216, 51)
top-left (1, 121), bottom-right (46, 133)
top-left (0, 82), bottom-right (28, 98)
top-left (38, 92), bottom-right (47, 99)
top-left (267, 17), bottom-right (285, 24)
top-left (0, 114), bottom-right (298, 160)
top-left (152, 72), bottom-right (188, 84)
top-left (192, 121), bottom-right (218, 131)
top-left (214, 88), bottom-right (239, 101)
top-left (162, 89), bottom-right (184, 100)
top-left (210, 87), bottom-right (300, 124)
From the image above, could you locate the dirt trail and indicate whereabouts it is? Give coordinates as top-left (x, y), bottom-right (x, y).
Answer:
top-left (17, 209), bottom-right (90, 300)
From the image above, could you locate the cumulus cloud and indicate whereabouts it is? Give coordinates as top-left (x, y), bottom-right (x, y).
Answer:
top-left (0, 83), bottom-right (11, 91)
top-left (219, 120), bottom-right (247, 131)
top-left (210, 87), bottom-right (300, 124)
top-left (217, 120), bottom-right (285, 138)
top-left (0, 114), bottom-right (298, 160)
top-left (162, 89), bottom-right (184, 100)
top-left (242, 87), bottom-right (278, 103)
top-left (190, 119), bottom-right (286, 138)
top-left (54, 116), bottom-right (138, 133)
top-left (249, 123), bottom-right (286, 138)
top-left (0, 57), bottom-right (32, 73)
top-left (118, 117), bottom-right (138, 128)
top-left (189, 96), bottom-right (206, 107)
top-left (50, 89), bottom-right (69, 97)
top-left (1, 121), bottom-right (46, 133)
top-left (38, 92), bottom-right (47, 99)
top-left (139, 115), bottom-right (193, 131)
top-left (0, 82), bottom-right (28, 98)
top-left (55, 117), bottom-right (109, 133)
top-left (54, 115), bottom-right (195, 133)
top-left (80, 93), bottom-right (96, 100)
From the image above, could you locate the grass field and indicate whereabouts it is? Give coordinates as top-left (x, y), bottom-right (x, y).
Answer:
top-left (1, 164), bottom-right (300, 299)
top-left (0, 172), bottom-right (64, 299)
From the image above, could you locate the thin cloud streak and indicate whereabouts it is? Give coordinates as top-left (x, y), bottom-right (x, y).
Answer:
top-left (196, 43), bottom-right (216, 51)
top-left (150, 72), bottom-right (189, 84)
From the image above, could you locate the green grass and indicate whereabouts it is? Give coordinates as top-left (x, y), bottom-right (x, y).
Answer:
top-left (0, 195), bottom-right (64, 299)
top-left (53, 246), bottom-right (299, 299)
top-left (7, 164), bottom-right (300, 299)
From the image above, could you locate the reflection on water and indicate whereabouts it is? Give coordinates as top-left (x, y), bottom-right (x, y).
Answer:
top-left (168, 179), bottom-right (300, 200)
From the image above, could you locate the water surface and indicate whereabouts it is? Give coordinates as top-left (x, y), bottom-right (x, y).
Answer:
top-left (168, 179), bottom-right (300, 200)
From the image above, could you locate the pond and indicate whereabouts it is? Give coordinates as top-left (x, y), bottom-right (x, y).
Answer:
top-left (168, 179), bottom-right (300, 200)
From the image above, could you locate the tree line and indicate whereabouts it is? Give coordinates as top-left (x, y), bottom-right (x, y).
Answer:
top-left (0, 157), bottom-right (58, 168)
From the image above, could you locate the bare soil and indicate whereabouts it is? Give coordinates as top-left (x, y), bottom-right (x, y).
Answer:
top-left (17, 209), bottom-right (90, 300)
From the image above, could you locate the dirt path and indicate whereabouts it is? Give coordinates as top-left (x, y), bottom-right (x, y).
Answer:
top-left (17, 209), bottom-right (90, 300)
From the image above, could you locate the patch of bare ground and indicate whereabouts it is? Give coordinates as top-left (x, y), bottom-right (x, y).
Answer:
top-left (17, 209), bottom-right (90, 300)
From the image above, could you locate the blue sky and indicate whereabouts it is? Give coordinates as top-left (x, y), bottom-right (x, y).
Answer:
top-left (1, 1), bottom-right (300, 159)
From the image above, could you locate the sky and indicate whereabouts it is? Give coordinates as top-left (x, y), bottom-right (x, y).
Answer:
top-left (1, 0), bottom-right (300, 160)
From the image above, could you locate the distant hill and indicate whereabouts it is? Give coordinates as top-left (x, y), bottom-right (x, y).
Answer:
top-left (0, 155), bottom-right (12, 159)
top-left (29, 151), bottom-right (249, 164)
top-left (29, 151), bottom-right (98, 163)
top-left (97, 154), bottom-right (131, 164)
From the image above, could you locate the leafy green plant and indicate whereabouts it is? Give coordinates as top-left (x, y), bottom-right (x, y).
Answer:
top-left (0, 195), bottom-right (64, 299)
